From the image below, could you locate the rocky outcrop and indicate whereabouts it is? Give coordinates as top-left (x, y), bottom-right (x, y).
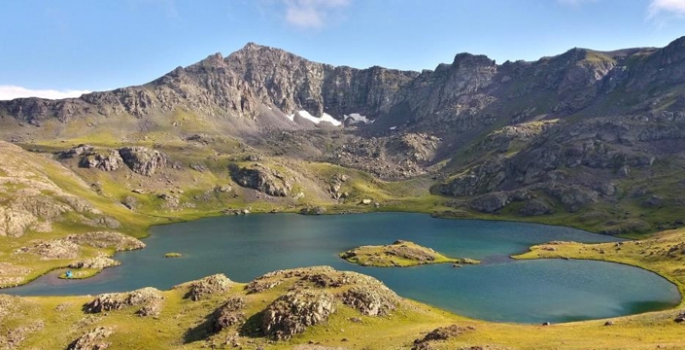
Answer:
top-left (16, 239), bottom-right (80, 260)
top-left (261, 290), bottom-right (336, 341)
top-left (84, 287), bottom-right (163, 316)
top-left (79, 151), bottom-right (123, 171)
top-left (340, 240), bottom-right (478, 267)
top-left (519, 199), bottom-right (554, 216)
top-left (60, 144), bottom-right (94, 159)
top-left (69, 256), bottom-right (120, 269)
top-left (66, 232), bottom-right (145, 251)
top-left (412, 324), bottom-right (474, 350)
top-left (118, 147), bottom-right (167, 176)
top-left (213, 297), bottom-right (246, 332)
top-left (230, 165), bottom-right (291, 197)
top-left (541, 184), bottom-right (598, 212)
top-left (66, 327), bottom-right (113, 350)
top-left (300, 206), bottom-right (326, 215)
top-left (469, 192), bottom-right (511, 213)
top-left (341, 285), bottom-right (399, 317)
top-left (178, 274), bottom-right (233, 301)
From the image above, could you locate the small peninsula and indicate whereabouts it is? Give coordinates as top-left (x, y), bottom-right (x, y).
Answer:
top-left (340, 240), bottom-right (479, 267)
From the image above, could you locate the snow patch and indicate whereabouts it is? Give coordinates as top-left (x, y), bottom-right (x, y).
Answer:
top-left (286, 110), bottom-right (342, 126)
top-left (390, 126), bottom-right (397, 130)
top-left (343, 113), bottom-right (373, 125)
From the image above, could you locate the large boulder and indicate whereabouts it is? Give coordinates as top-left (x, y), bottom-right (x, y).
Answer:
top-left (79, 151), bottom-right (123, 171)
top-left (261, 290), bottom-right (336, 341)
top-left (118, 147), bottom-right (167, 176)
top-left (230, 165), bottom-right (291, 197)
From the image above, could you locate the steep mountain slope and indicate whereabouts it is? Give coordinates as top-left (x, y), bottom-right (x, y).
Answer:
top-left (1, 37), bottom-right (685, 235)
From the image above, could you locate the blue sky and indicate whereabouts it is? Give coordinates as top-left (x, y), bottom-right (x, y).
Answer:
top-left (1, 0), bottom-right (685, 99)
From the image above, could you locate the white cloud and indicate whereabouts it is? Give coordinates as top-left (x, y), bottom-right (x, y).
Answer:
top-left (648, 0), bottom-right (685, 17)
top-left (281, 0), bottom-right (350, 29)
top-left (0, 85), bottom-right (91, 101)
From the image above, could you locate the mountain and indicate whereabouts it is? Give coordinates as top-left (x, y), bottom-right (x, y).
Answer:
top-left (2, 37), bottom-right (685, 235)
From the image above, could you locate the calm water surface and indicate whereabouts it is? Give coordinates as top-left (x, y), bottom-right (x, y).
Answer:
top-left (4, 213), bottom-right (680, 323)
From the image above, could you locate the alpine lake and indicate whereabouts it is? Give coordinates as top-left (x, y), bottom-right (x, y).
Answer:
top-left (5, 213), bottom-right (680, 324)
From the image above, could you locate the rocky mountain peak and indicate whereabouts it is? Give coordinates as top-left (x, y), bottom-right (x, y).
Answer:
top-left (451, 53), bottom-right (496, 68)
top-left (660, 36), bottom-right (685, 66)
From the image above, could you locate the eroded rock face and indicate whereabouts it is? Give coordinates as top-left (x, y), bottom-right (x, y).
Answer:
top-left (66, 327), bottom-right (113, 350)
top-left (118, 147), bottom-right (167, 176)
top-left (230, 165), bottom-right (291, 197)
top-left (261, 290), bottom-right (336, 341)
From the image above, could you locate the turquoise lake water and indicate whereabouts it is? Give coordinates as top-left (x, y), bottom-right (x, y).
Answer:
top-left (4, 213), bottom-right (680, 324)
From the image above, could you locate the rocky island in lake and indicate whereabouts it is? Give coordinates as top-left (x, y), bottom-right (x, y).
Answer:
top-left (340, 240), bottom-right (479, 267)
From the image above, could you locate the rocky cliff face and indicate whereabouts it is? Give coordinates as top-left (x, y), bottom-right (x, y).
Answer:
top-left (1, 38), bottom-right (683, 137)
top-left (2, 38), bottom-right (685, 235)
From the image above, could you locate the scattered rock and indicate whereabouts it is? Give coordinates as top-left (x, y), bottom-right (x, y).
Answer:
top-left (675, 311), bottom-right (685, 323)
top-left (66, 326), bottom-right (113, 350)
top-left (121, 196), bottom-right (139, 210)
top-left (300, 206), bottom-right (326, 215)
